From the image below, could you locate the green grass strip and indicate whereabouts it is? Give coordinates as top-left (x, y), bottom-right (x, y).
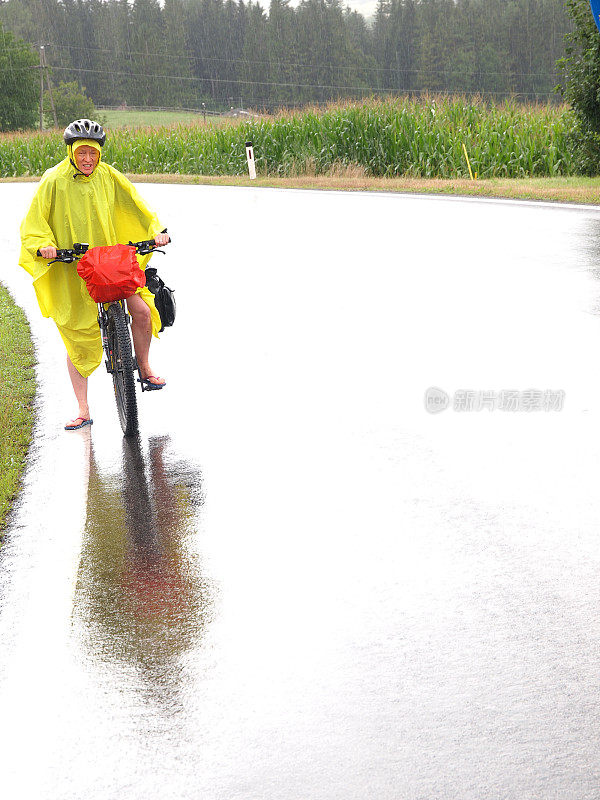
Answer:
top-left (0, 284), bottom-right (36, 540)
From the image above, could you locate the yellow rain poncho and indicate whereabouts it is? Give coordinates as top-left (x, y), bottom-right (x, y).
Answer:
top-left (19, 140), bottom-right (163, 377)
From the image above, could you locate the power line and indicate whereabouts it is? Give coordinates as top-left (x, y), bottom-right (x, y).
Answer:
top-left (41, 40), bottom-right (561, 80)
top-left (47, 64), bottom-right (560, 98)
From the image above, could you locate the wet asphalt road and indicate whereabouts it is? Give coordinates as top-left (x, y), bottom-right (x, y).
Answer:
top-left (2, 185), bottom-right (600, 799)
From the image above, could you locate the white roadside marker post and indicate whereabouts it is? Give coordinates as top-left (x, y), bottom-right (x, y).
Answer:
top-left (245, 141), bottom-right (256, 180)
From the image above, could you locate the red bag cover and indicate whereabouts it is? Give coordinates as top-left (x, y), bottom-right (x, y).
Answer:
top-left (76, 244), bottom-right (146, 302)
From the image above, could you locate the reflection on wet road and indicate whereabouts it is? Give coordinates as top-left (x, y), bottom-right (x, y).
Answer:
top-left (75, 435), bottom-right (209, 711)
top-left (3, 186), bottom-right (600, 799)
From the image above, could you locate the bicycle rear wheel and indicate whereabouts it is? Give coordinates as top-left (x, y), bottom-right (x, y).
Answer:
top-left (106, 302), bottom-right (138, 436)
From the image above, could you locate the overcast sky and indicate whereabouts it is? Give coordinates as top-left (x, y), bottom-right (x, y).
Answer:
top-left (337, 0), bottom-right (378, 17)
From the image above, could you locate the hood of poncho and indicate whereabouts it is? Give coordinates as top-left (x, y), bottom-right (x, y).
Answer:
top-left (69, 138), bottom-right (103, 178)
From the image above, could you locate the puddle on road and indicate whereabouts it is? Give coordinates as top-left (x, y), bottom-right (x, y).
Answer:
top-left (72, 435), bottom-right (211, 707)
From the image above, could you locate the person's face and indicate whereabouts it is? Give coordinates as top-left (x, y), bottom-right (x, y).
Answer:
top-left (74, 145), bottom-right (99, 176)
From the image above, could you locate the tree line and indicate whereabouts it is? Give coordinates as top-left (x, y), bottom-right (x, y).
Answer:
top-left (0, 0), bottom-right (571, 117)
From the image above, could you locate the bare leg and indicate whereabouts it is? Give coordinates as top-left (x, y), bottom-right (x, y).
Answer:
top-left (126, 293), bottom-right (164, 384)
top-left (66, 355), bottom-right (90, 423)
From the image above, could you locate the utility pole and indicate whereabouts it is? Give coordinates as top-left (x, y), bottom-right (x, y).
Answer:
top-left (44, 48), bottom-right (58, 128)
top-left (37, 45), bottom-right (58, 131)
top-left (39, 45), bottom-right (44, 131)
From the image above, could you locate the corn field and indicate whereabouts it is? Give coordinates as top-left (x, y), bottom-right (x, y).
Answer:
top-left (0, 98), bottom-right (577, 180)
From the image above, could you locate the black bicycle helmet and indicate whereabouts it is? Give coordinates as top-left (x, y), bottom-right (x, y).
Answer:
top-left (63, 118), bottom-right (106, 146)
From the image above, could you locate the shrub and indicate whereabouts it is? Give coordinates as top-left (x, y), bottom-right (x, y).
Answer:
top-left (45, 81), bottom-right (101, 129)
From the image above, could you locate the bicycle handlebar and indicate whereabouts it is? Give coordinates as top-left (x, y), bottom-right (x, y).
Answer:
top-left (128, 238), bottom-right (170, 256)
top-left (36, 237), bottom-right (171, 263)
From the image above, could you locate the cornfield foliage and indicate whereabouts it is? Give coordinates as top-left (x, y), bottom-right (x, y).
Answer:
top-left (0, 98), bottom-right (577, 180)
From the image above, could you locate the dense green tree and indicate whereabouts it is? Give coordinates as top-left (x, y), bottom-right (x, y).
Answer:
top-left (371, 0), bottom-right (394, 91)
top-left (266, 0), bottom-right (299, 106)
top-left (394, 0), bottom-right (418, 93)
top-left (163, 0), bottom-right (196, 108)
top-left (0, 20), bottom-right (39, 130)
top-left (93, 0), bottom-right (132, 106)
top-left (0, 0), bottom-right (574, 113)
top-left (127, 0), bottom-right (166, 106)
top-left (0, 0), bottom-right (36, 41)
top-left (295, 0), bottom-right (366, 103)
top-left (241, 2), bottom-right (269, 107)
top-left (558, 0), bottom-right (600, 173)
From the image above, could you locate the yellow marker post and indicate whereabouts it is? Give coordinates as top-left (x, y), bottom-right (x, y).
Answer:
top-left (462, 143), bottom-right (475, 181)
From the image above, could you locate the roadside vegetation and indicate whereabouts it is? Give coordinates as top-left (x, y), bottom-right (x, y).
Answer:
top-left (558, 0), bottom-right (600, 173)
top-left (0, 98), bottom-right (576, 180)
top-left (108, 173), bottom-right (599, 206)
top-left (0, 285), bottom-right (36, 539)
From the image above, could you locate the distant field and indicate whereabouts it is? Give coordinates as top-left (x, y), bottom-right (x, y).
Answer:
top-left (99, 108), bottom-right (210, 129)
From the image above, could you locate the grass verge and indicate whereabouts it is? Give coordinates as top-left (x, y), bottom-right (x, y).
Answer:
top-left (118, 174), bottom-right (600, 206)
top-left (0, 284), bottom-right (36, 540)
top-left (2, 173), bottom-right (600, 205)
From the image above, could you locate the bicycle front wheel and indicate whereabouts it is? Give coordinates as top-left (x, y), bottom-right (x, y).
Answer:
top-left (106, 302), bottom-right (138, 436)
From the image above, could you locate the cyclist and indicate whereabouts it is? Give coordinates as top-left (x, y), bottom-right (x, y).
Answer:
top-left (19, 118), bottom-right (169, 431)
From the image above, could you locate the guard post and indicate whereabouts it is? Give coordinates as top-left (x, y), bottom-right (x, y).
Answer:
top-left (245, 141), bottom-right (256, 180)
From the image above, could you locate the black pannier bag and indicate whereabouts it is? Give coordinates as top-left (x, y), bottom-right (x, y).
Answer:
top-left (144, 267), bottom-right (176, 333)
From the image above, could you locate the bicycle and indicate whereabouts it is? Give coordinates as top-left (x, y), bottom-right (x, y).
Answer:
top-left (37, 238), bottom-right (169, 437)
